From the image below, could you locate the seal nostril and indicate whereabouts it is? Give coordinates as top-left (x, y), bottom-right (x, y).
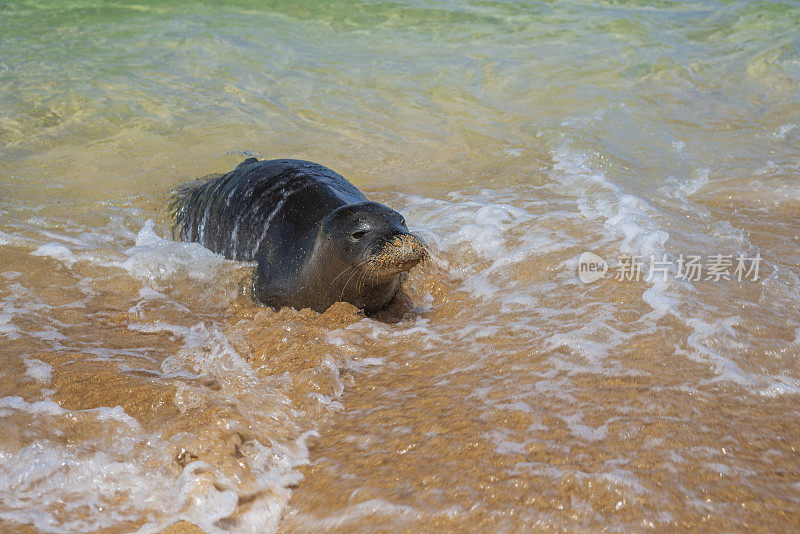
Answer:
top-left (351, 230), bottom-right (368, 240)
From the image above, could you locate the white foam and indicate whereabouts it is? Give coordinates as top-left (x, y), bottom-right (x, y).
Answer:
top-left (680, 168), bottom-right (709, 196)
top-left (160, 323), bottom-right (257, 379)
top-left (398, 176), bottom-right (796, 397)
top-left (21, 220), bottom-right (241, 314)
top-left (0, 230), bottom-right (34, 247)
top-left (547, 140), bottom-right (687, 360)
top-left (0, 282), bottom-right (49, 341)
top-left (775, 122), bottom-right (798, 140)
top-left (0, 397), bottom-right (170, 532)
top-left (22, 358), bottom-right (52, 384)
top-left (597, 468), bottom-right (646, 494)
top-left (121, 220), bottom-right (236, 288)
top-left (1, 316), bottom-right (320, 533)
top-left (546, 140), bottom-right (780, 386)
top-left (398, 191), bottom-right (578, 309)
top-left (0, 396), bottom-right (66, 416)
top-left (286, 499), bottom-right (416, 531)
top-left (9, 209), bottom-right (348, 530)
top-left (551, 139), bottom-right (671, 258)
top-left (147, 323), bottom-right (322, 533)
top-left (641, 278), bottom-right (678, 319)
top-left (0, 312), bottom-right (20, 339)
top-left (759, 375), bottom-right (800, 397)
top-left (484, 430), bottom-right (529, 455)
top-left (563, 413), bottom-right (608, 441)
top-left (678, 315), bottom-right (757, 388)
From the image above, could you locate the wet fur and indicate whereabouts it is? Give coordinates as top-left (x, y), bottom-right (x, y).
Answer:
top-left (170, 158), bottom-right (424, 313)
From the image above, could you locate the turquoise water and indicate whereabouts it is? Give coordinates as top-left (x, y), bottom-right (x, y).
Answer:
top-left (1, 1), bottom-right (800, 532)
top-left (3, 1), bottom-right (798, 191)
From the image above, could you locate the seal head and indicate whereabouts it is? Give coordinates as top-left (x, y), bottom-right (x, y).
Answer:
top-left (256, 200), bottom-right (425, 314)
top-left (302, 202), bottom-right (425, 313)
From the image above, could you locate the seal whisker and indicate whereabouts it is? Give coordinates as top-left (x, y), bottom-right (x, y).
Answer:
top-left (354, 268), bottom-right (374, 304)
top-left (329, 257), bottom-right (368, 289)
top-left (338, 257), bottom-right (374, 304)
top-left (331, 256), bottom-right (372, 298)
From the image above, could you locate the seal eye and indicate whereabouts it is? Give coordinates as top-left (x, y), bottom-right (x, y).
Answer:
top-left (350, 230), bottom-right (368, 240)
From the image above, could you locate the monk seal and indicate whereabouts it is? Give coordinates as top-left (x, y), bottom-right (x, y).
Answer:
top-left (170, 158), bottom-right (425, 313)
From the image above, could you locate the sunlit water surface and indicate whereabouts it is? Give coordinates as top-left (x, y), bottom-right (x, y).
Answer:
top-left (1, 0), bottom-right (799, 532)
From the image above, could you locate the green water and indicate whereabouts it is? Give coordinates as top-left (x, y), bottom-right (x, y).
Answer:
top-left (2, 0), bottom-right (798, 195)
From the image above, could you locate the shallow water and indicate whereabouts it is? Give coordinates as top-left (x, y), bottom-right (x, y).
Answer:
top-left (1, 0), bottom-right (800, 531)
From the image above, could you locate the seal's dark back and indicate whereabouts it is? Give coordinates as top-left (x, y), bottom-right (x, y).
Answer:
top-left (171, 158), bottom-right (367, 261)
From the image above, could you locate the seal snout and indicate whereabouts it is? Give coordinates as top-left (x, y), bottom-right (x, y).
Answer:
top-left (369, 232), bottom-right (426, 276)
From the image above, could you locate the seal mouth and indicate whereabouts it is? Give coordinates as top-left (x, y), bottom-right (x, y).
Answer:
top-left (367, 233), bottom-right (426, 277)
